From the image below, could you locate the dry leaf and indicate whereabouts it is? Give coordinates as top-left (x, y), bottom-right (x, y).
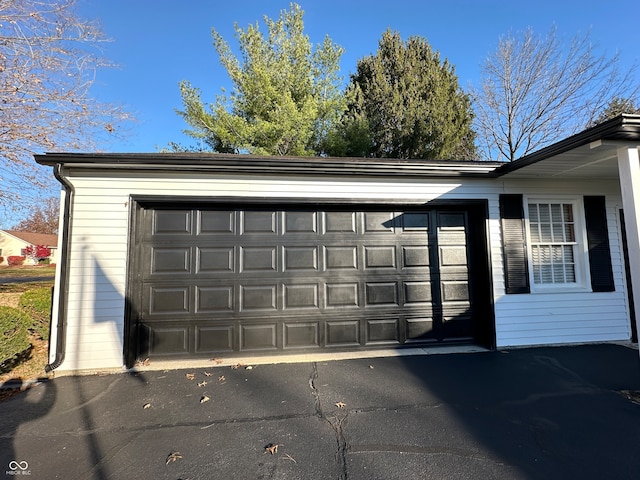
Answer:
top-left (283, 453), bottom-right (297, 463)
top-left (218, 375), bottom-right (226, 382)
top-left (185, 373), bottom-right (195, 380)
top-left (165, 451), bottom-right (182, 465)
top-left (203, 371), bottom-right (213, 377)
top-left (211, 358), bottom-right (223, 364)
top-left (231, 363), bottom-right (245, 370)
top-left (369, 365), bottom-right (374, 369)
top-left (136, 357), bottom-right (150, 367)
top-left (245, 365), bottom-right (253, 370)
top-left (197, 381), bottom-right (208, 387)
top-left (335, 401), bottom-right (347, 408)
top-left (200, 395), bottom-right (210, 404)
top-left (264, 443), bottom-right (281, 454)
top-left (143, 403), bottom-right (151, 410)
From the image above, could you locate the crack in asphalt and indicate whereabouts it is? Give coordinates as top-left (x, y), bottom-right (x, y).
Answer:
top-left (309, 362), bottom-right (349, 480)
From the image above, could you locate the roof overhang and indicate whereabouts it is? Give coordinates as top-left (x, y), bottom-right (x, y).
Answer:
top-left (491, 114), bottom-right (640, 180)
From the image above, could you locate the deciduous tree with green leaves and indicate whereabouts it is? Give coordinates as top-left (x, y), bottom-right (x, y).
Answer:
top-left (177, 3), bottom-right (346, 156)
top-left (325, 30), bottom-right (476, 160)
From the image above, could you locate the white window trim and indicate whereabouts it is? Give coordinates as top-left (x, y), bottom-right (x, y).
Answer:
top-left (524, 196), bottom-right (592, 293)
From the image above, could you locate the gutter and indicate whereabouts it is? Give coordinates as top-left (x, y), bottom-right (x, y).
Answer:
top-left (45, 164), bottom-right (73, 372)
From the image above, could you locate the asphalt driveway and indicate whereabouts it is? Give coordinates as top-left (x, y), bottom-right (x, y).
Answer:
top-left (1, 343), bottom-right (640, 479)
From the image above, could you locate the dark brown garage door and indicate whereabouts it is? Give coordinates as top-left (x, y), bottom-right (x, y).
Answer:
top-left (127, 203), bottom-right (492, 362)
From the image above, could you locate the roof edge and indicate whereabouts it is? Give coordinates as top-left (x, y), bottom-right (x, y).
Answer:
top-left (492, 114), bottom-right (640, 177)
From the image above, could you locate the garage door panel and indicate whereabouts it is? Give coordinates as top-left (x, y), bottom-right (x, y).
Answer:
top-left (149, 287), bottom-right (190, 315)
top-left (284, 246), bottom-right (319, 271)
top-left (196, 286), bottom-right (233, 312)
top-left (151, 247), bottom-right (190, 274)
top-left (326, 320), bottom-right (360, 346)
top-left (283, 322), bottom-right (320, 349)
top-left (195, 325), bottom-right (234, 353)
top-left (198, 210), bottom-right (235, 234)
top-left (366, 318), bottom-right (400, 344)
top-left (241, 323), bottom-right (277, 351)
top-left (152, 209), bottom-right (192, 235)
top-left (133, 205), bottom-right (485, 360)
top-left (197, 247), bottom-right (234, 272)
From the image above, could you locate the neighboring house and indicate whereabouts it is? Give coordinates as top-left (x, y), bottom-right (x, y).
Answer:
top-left (0, 230), bottom-right (59, 265)
top-left (34, 114), bottom-right (640, 373)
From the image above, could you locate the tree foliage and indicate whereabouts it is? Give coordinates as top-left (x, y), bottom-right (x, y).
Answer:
top-left (0, 0), bottom-right (130, 208)
top-left (592, 97), bottom-right (640, 125)
top-left (12, 197), bottom-right (59, 234)
top-left (473, 26), bottom-right (640, 162)
top-left (325, 30), bottom-right (476, 160)
top-left (177, 3), bottom-right (346, 156)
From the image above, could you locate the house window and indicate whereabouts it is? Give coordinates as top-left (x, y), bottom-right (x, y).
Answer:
top-left (526, 199), bottom-right (588, 290)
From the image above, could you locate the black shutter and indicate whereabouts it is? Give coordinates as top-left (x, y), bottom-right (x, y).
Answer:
top-left (584, 196), bottom-right (615, 292)
top-left (500, 194), bottom-right (530, 294)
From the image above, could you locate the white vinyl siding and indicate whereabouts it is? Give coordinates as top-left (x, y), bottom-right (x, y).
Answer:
top-left (494, 179), bottom-right (631, 347)
top-left (50, 168), bottom-right (633, 370)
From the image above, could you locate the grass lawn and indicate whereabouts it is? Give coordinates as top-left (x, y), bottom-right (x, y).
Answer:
top-left (0, 268), bottom-right (54, 396)
top-left (0, 265), bottom-right (56, 293)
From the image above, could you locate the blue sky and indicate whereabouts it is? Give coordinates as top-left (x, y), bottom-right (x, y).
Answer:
top-left (77, 0), bottom-right (640, 153)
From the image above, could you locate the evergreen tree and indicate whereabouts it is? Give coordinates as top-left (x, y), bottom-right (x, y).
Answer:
top-left (177, 3), bottom-right (345, 156)
top-left (326, 30), bottom-right (476, 160)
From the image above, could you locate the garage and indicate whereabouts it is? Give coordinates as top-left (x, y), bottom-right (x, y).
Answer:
top-left (127, 200), bottom-right (493, 362)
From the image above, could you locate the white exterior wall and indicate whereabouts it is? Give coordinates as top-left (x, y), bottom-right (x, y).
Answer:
top-left (56, 169), bottom-right (633, 371)
top-left (493, 178), bottom-right (631, 347)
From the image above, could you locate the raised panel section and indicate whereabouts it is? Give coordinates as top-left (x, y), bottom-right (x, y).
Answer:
top-left (196, 286), bottom-right (233, 312)
top-left (406, 317), bottom-right (435, 342)
top-left (284, 284), bottom-right (319, 309)
top-left (198, 210), bottom-right (234, 234)
top-left (153, 210), bottom-right (191, 235)
top-left (241, 211), bottom-right (276, 234)
top-left (149, 327), bottom-right (189, 354)
top-left (402, 246), bottom-right (430, 268)
top-left (365, 246), bottom-right (396, 269)
top-left (283, 322), bottom-right (319, 348)
top-left (366, 282), bottom-right (398, 305)
top-left (438, 212), bottom-right (465, 228)
top-left (326, 320), bottom-right (360, 346)
top-left (241, 285), bottom-right (277, 310)
top-left (404, 281), bottom-right (432, 304)
top-left (401, 212), bottom-right (429, 231)
top-left (195, 325), bottom-right (234, 352)
top-left (241, 324), bottom-right (277, 350)
top-left (198, 247), bottom-right (234, 272)
top-left (326, 283), bottom-right (359, 307)
top-left (241, 247), bottom-right (276, 272)
top-left (284, 211), bottom-right (317, 233)
top-left (364, 211), bottom-right (396, 233)
top-left (284, 246), bottom-right (318, 271)
top-left (442, 281), bottom-right (470, 302)
top-left (150, 287), bottom-right (189, 315)
top-left (151, 248), bottom-right (190, 274)
top-left (325, 246), bottom-right (358, 269)
top-left (440, 246), bottom-right (467, 266)
top-left (367, 318), bottom-right (399, 343)
top-left (324, 211), bottom-right (356, 233)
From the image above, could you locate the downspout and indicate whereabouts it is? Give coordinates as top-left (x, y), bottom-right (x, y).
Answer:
top-left (45, 163), bottom-right (73, 372)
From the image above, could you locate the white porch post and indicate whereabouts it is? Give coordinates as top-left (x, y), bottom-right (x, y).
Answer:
top-left (617, 145), bottom-right (640, 352)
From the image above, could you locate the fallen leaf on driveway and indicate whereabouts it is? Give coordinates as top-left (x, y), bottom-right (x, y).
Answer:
top-left (197, 381), bottom-right (208, 387)
top-left (211, 358), bottom-right (223, 364)
top-left (231, 363), bottom-right (245, 370)
top-left (185, 373), bottom-right (195, 380)
top-left (283, 453), bottom-right (297, 463)
top-left (203, 371), bottom-right (213, 377)
top-left (264, 443), bottom-right (281, 454)
top-left (335, 401), bottom-right (347, 408)
top-left (218, 375), bottom-right (226, 382)
top-left (200, 395), bottom-right (210, 403)
top-left (165, 451), bottom-right (182, 465)
top-left (142, 403), bottom-right (151, 409)
top-left (245, 365), bottom-right (253, 370)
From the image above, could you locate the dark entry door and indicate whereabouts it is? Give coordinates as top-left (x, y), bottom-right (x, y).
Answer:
top-left (128, 203), bottom-right (488, 362)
